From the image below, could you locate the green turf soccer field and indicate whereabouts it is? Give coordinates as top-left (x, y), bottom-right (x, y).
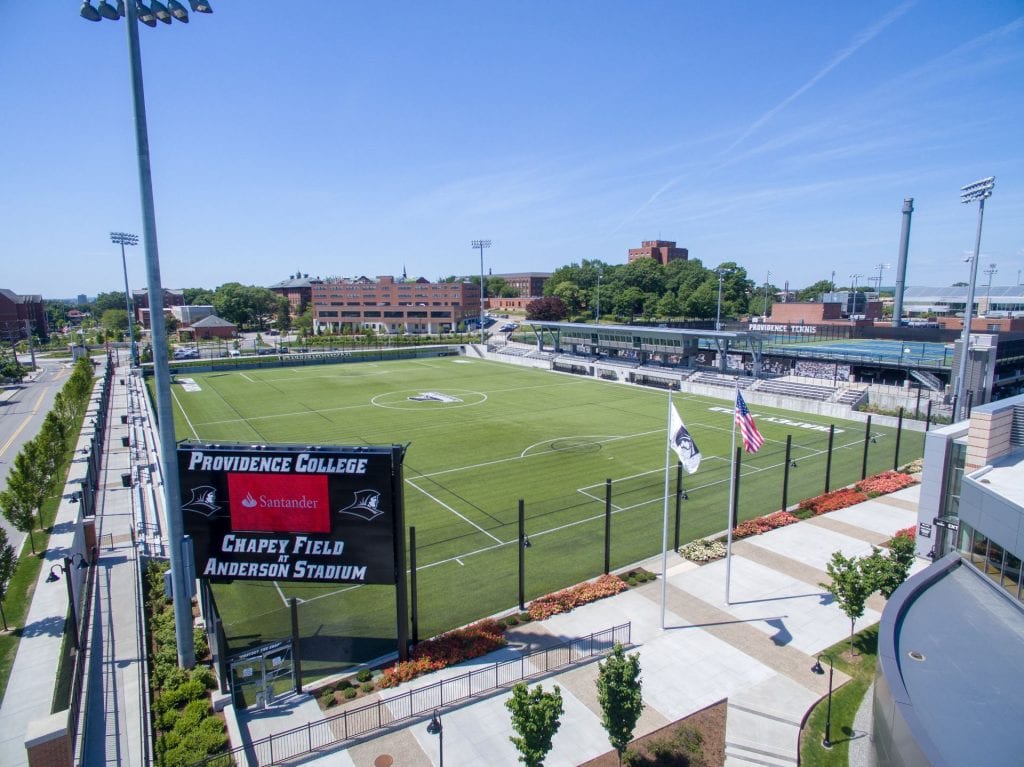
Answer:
top-left (166, 356), bottom-right (924, 682)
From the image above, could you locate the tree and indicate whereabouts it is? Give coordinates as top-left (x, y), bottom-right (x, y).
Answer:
top-left (864, 535), bottom-right (916, 599)
top-left (506, 682), bottom-right (564, 767)
top-left (597, 643), bottom-right (644, 766)
top-left (273, 296), bottom-right (292, 331)
top-left (91, 291), bottom-right (127, 314)
top-left (0, 477), bottom-right (38, 554)
top-left (820, 551), bottom-right (874, 656)
top-left (0, 526), bottom-right (16, 631)
top-left (526, 296), bottom-right (567, 321)
top-left (797, 279), bottom-right (835, 302)
top-left (550, 281), bottom-right (584, 316)
top-left (183, 287), bottom-right (215, 306)
top-left (100, 308), bottom-right (129, 337)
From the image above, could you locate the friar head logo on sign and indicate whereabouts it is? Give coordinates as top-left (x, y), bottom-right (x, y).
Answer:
top-left (181, 485), bottom-right (222, 517)
top-left (339, 489), bottom-right (384, 521)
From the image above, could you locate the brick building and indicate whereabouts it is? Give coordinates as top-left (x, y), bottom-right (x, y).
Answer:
top-left (0, 288), bottom-right (47, 340)
top-left (627, 240), bottom-right (688, 265)
top-left (269, 273), bottom-right (314, 315)
top-left (311, 275), bottom-right (480, 335)
top-left (491, 272), bottom-right (551, 298)
top-left (132, 288), bottom-right (185, 328)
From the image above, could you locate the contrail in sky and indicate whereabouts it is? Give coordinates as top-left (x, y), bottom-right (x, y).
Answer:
top-left (611, 0), bottom-right (916, 235)
top-left (723, 0), bottom-right (917, 154)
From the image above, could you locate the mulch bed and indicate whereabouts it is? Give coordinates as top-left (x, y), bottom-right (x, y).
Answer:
top-left (578, 699), bottom-right (726, 767)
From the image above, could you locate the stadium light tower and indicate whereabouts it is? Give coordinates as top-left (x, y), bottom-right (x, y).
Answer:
top-left (954, 176), bottom-right (995, 420)
top-left (763, 270), bottom-right (772, 318)
top-left (82, 0), bottom-right (215, 669)
top-left (849, 274), bottom-right (863, 323)
top-left (715, 267), bottom-right (733, 331)
top-left (111, 232), bottom-right (139, 366)
top-left (471, 239), bottom-right (491, 345)
top-left (983, 263), bottom-right (998, 316)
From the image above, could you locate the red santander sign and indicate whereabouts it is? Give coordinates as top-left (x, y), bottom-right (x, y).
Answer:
top-left (226, 473), bottom-right (330, 533)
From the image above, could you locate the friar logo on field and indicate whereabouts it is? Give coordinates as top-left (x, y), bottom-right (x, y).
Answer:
top-left (339, 489), bottom-right (384, 521)
top-left (182, 485), bottom-right (222, 517)
top-left (408, 391), bottom-right (462, 403)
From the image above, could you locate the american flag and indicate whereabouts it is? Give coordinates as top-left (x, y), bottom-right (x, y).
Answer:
top-left (735, 391), bottom-right (764, 453)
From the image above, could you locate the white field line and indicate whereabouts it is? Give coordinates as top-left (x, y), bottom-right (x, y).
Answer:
top-left (406, 479), bottom-right (504, 544)
top-left (169, 385), bottom-right (200, 439)
top-left (240, 373), bottom-right (256, 383)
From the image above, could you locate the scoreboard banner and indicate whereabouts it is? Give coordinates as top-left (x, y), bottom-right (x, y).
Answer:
top-left (178, 443), bottom-right (399, 585)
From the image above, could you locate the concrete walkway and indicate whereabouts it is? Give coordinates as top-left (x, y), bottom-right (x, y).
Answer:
top-left (79, 368), bottom-right (149, 767)
top-left (226, 484), bottom-right (924, 767)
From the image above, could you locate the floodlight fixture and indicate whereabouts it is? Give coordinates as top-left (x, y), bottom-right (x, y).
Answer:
top-left (137, 1), bottom-right (157, 25)
top-left (960, 176), bottom-right (995, 203)
top-left (81, 1), bottom-right (103, 21)
top-left (168, 0), bottom-right (189, 21)
top-left (98, 0), bottom-right (120, 19)
top-left (189, 0), bottom-right (213, 12)
top-left (151, 0), bottom-right (172, 23)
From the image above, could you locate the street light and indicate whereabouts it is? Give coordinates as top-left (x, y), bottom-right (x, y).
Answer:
top-left (112, 232), bottom-right (139, 366)
top-left (427, 709), bottom-right (444, 767)
top-left (763, 270), bottom-right (772, 318)
top-left (983, 262), bottom-right (998, 317)
top-left (46, 554), bottom-right (89, 650)
top-left (715, 268), bottom-right (733, 331)
top-left (82, 0), bottom-right (214, 669)
top-left (471, 239), bottom-right (491, 345)
top-left (954, 176), bottom-right (995, 421)
top-left (811, 654), bottom-right (835, 748)
top-left (848, 273), bottom-right (863, 323)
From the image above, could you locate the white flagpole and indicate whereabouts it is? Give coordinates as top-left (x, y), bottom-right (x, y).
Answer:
top-left (660, 391), bottom-right (674, 630)
top-left (725, 382), bottom-right (739, 605)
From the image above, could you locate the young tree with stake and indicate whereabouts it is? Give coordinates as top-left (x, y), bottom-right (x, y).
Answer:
top-left (597, 643), bottom-right (644, 766)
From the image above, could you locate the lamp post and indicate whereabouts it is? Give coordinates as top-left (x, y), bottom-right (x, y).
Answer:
top-left (111, 232), bottom-right (139, 366)
top-left (427, 709), bottom-right (444, 767)
top-left (715, 268), bottom-right (732, 331)
top-left (954, 176), bottom-right (995, 421)
top-left (763, 270), bottom-right (772, 318)
top-left (595, 269), bottom-right (603, 322)
top-left (46, 554), bottom-right (89, 650)
top-left (471, 239), bottom-right (491, 345)
top-left (849, 273), bottom-right (863, 323)
top-left (983, 263), bottom-right (998, 317)
top-left (811, 654), bottom-right (835, 748)
top-left (81, 0), bottom-right (214, 669)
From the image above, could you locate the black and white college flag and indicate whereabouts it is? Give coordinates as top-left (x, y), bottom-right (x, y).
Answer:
top-left (669, 404), bottom-right (701, 474)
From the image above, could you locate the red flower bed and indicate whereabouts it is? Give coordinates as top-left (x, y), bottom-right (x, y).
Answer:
top-left (732, 511), bottom-right (799, 540)
top-left (856, 471), bottom-right (918, 497)
top-left (893, 525), bottom-right (916, 541)
top-left (378, 619), bottom-right (507, 689)
top-left (527, 574), bottom-right (628, 621)
top-left (799, 488), bottom-right (869, 515)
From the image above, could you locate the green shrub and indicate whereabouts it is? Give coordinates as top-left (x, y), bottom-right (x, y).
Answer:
top-left (337, 679), bottom-right (352, 690)
top-left (673, 723), bottom-right (703, 753)
top-left (356, 669), bottom-right (372, 683)
top-left (157, 716), bottom-right (227, 767)
top-left (319, 689), bottom-right (335, 708)
top-left (360, 682), bottom-right (374, 693)
top-left (506, 615), bottom-right (519, 626)
top-left (190, 666), bottom-right (217, 690)
top-left (193, 628), bottom-right (209, 660)
top-left (518, 611), bottom-right (532, 623)
top-left (154, 678), bottom-right (206, 715)
top-left (343, 687), bottom-right (357, 700)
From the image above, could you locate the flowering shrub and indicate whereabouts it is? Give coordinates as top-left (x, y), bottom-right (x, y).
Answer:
top-left (856, 471), bottom-right (918, 497)
top-left (893, 525), bottom-right (916, 542)
top-left (527, 574), bottom-right (627, 621)
top-left (799, 488), bottom-right (869, 515)
top-left (377, 619), bottom-right (507, 689)
top-left (732, 511), bottom-right (799, 539)
top-left (679, 538), bottom-right (726, 562)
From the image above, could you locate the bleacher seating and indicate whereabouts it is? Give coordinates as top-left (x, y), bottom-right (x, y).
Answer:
top-left (833, 388), bottom-right (868, 406)
top-left (688, 372), bottom-right (755, 389)
top-left (753, 379), bottom-right (835, 401)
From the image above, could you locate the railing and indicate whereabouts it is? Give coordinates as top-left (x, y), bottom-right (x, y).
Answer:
top-left (191, 622), bottom-right (632, 767)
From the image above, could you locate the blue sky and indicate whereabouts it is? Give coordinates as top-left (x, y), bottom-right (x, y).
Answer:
top-left (1, 1), bottom-right (1021, 299)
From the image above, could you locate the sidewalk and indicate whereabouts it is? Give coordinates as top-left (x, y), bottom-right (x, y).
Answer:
top-left (78, 367), bottom-right (148, 767)
top-left (228, 485), bottom-right (924, 767)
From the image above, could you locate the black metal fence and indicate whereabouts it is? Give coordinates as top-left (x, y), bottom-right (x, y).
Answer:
top-left (191, 622), bottom-right (632, 767)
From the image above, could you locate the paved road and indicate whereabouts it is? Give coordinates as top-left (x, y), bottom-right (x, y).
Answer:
top-left (0, 358), bottom-right (71, 550)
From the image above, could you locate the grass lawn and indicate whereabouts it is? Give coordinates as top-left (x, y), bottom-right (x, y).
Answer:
top-left (800, 625), bottom-right (880, 766)
top-left (166, 356), bottom-right (923, 684)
